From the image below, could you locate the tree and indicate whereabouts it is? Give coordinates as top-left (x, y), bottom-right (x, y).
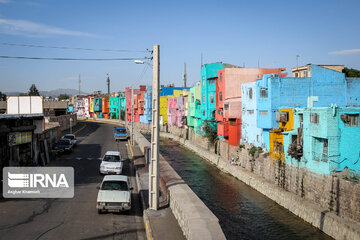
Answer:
top-left (19, 92), bottom-right (28, 96)
top-left (0, 91), bottom-right (6, 101)
top-left (342, 67), bottom-right (360, 78)
top-left (58, 94), bottom-right (70, 101)
top-left (28, 84), bottom-right (40, 96)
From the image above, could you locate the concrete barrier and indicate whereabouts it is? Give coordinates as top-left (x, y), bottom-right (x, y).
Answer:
top-left (132, 127), bottom-right (226, 240)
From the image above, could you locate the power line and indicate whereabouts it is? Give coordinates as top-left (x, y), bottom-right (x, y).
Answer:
top-left (0, 56), bottom-right (149, 61)
top-left (1, 42), bottom-right (149, 53)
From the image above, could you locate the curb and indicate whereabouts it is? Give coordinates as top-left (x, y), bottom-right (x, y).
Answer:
top-left (136, 171), bottom-right (153, 240)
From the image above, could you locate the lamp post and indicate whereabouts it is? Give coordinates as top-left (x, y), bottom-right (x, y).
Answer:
top-left (134, 44), bottom-right (160, 210)
top-left (70, 118), bottom-right (73, 134)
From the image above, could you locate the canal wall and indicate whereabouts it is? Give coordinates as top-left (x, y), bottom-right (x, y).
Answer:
top-left (134, 122), bottom-right (360, 240)
top-left (131, 127), bottom-right (226, 240)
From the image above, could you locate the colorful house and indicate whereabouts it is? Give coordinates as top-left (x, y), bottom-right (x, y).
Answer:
top-left (109, 96), bottom-right (119, 119)
top-left (216, 67), bottom-right (286, 146)
top-left (140, 86), bottom-right (152, 124)
top-left (283, 107), bottom-right (360, 175)
top-left (119, 93), bottom-right (125, 120)
top-left (256, 64), bottom-right (354, 151)
top-left (125, 87), bottom-right (141, 122)
top-left (159, 88), bottom-right (189, 125)
top-left (201, 63), bottom-right (235, 123)
top-left (89, 97), bottom-right (94, 117)
top-left (94, 97), bottom-right (102, 118)
top-left (187, 84), bottom-right (201, 128)
top-left (241, 82), bottom-right (263, 147)
top-left (102, 96), bottom-right (110, 119)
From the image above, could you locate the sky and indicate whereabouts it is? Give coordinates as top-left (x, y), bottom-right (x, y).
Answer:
top-left (0, 0), bottom-right (359, 94)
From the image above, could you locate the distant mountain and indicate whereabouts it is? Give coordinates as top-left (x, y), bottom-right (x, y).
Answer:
top-left (40, 89), bottom-right (88, 98)
top-left (5, 89), bottom-right (88, 98)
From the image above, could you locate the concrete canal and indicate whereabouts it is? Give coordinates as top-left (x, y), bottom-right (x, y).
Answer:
top-left (158, 137), bottom-right (332, 240)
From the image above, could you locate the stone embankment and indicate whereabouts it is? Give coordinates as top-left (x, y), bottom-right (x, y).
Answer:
top-left (134, 122), bottom-right (360, 240)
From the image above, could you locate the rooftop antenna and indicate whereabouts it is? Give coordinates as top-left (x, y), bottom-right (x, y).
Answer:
top-left (183, 62), bottom-right (187, 88)
top-left (296, 54), bottom-right (300, 70)
top-left (78, 74), bottom-right (81, 96)
top-left (106, 73), bottom-right (110, 95)
top-left (201, 52), bottom-right (203, 69)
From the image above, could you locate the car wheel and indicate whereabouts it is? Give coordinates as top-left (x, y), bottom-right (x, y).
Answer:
top-left (97, 209), bottom-right (103, 214)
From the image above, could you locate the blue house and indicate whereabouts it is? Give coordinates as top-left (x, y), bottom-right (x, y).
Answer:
top-left (241, 82), bottom-right (264, 147)
top-left (140, 86), bottom-right (152, 124)
top-left (283, 107), bottom-right (360, 175)
top-left (256, 64), bottom-right (356, 150)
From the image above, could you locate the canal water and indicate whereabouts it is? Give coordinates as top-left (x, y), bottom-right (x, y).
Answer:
top-left (159, 137), bottom-right (332, 240)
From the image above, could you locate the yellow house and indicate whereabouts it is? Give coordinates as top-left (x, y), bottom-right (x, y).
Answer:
top-left (159, 90), bottom-right (183, 125)
top-left (90, 97), bottom-right (94, 116)
top-left (269, 108), bottom-right (294, 161)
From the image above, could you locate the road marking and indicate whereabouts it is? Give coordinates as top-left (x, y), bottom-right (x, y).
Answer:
top-left (76, 157), bottom-right (82, 160)
top-left (73, 124), bottom-right (87, 135)
top-left (83, 119), bottom-right (124, 126)
top-left (144, 216), bottom-right (152, 240)
top-left (127, 140), bottom-right (134, 158)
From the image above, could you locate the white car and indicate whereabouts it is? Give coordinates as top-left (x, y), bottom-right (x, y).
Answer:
top-left (96, 175), bottom-right (132, 213)
top-left (99, 151), bottom-right (124, 175)
top-left (63, 134), bottom-right (77, 146)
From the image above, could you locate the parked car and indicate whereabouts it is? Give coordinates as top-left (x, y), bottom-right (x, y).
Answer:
top-left (113, 127), bottom-right (128, 141)
top-left (54, 139), bottom-right (73, 152)
top-left (99, 151), bottom-right (124, 175)
top-left (96, 175), bottom-right (133, 214)
top-left (63, 134), bottom-right (77, 146)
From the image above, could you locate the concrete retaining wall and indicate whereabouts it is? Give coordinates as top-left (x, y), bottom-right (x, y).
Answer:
top-left (159, 131), bottom-right (360, 240)
top-left (132, 127), bottom-right (226, 240)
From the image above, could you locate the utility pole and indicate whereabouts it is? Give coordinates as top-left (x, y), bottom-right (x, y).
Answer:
top-left (183, 62), bottom-right (187, 88)
top-left (149, 44), bottom-right (160, 210)
top-left (106, 73), bottom-right (110, 95)
top-left (131, 85), bottom-right (134, 146)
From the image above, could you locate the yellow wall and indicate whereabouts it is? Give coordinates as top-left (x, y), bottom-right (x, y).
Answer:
top-left (160, 96), bottom-right (168, 125)
top-left (90, 98), bottom-right (94, 112)
top-left (269, 108), bottom-right (294, 161)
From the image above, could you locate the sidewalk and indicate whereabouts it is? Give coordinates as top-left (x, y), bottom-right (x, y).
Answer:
top-left (131, 143), bottom-right (185, 240)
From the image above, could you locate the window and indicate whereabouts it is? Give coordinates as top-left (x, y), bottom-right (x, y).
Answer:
top-left (224, 103), bottom-right (229, 110)
top-left (220, 73), bottom-right (223, 82)
top-left (249, 88), bottom-right (253, 99)
top-left (191, 93), bottom-right (194, 103)
top-left (203, 94), bottom-right (205, 103)
top-left (209, 79), bottom-right (216, 85)
top-left (210, 94), bottom-right (214, 103)
top-left (303, 70), bottom-right (308, 77)
top-left (219, 92), bottom-right (222, 101)
top-left (202, 77), bottom-right (205, 86)
top-left (295, 73), bottom-right (299, 77)
top-left (310, 113), bottom-right (319, 124)
top-left (260, 88), bottom-right (268, 98)
top-left (203, 110), bottom-right (205, 116)
top-left (247, 110), bottom-right (254, 115)
top-left (259, 110), bottom-right (268, 116)
top-left (229, 119), bottom-right (236, 126)
top-left (313, 137), bottom-right (328, 162)
top-left (341, 114), bottom-right (359, 127)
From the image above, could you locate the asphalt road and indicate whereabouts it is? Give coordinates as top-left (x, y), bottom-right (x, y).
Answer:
top-left (0, 121), bottom-right (145, 240)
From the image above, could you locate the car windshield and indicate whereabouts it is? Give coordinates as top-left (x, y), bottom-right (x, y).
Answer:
top-left (59, 139), bottom-right (70, 145)
top-left (103, 155), bottom-right (121, 162)
top-left (65, 135), bottom-right (75, 139)
top-left (116, 129), bottom-right (126, 134)
top-left (101, 181), bottom-right (128, 191)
